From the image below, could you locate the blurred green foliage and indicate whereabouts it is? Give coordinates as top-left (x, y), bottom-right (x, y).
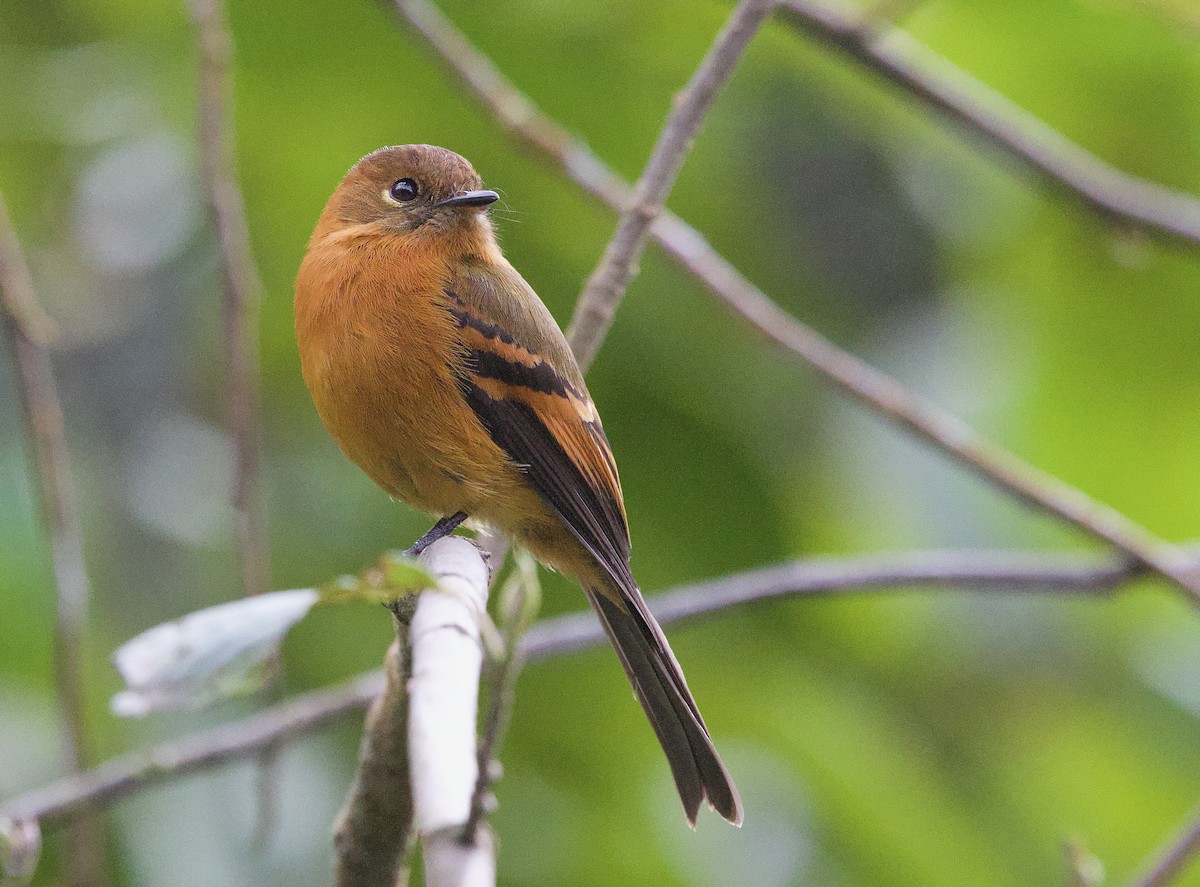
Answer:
top-left (2, 0), bottom-right (1200, 884)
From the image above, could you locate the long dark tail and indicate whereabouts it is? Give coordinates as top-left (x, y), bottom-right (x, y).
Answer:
top-left (585, 583), bottom-right (743, 826)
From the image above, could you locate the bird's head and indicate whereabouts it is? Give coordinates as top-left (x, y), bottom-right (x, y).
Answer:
top-left (318, 144), bottom-right (499, 241)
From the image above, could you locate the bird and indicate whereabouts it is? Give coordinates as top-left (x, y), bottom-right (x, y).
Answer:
top-left (295, 144), bottom-right (741, 826)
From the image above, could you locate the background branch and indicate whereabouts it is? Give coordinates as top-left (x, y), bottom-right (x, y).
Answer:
top-left (565, 0), bottom-right (775, 370)
top-left (0, 544), bottom-right (1164, 832)
top-left (1, 670), bottom-right (384, 827)
top-left (521, 546), bottom-right (1149, 661)
top-left (189, 0), bottom-right (279, 849)
top-left (381, 0), bottom-right (1200, 606)
top-left (776, 0), bottom-right (1200, 249)
top-left (334, 639), bottom-right (414, 887)
top-left (0, 193), bottom-right (104, 887)
top-left (189, 0), bottom-right (270, 602)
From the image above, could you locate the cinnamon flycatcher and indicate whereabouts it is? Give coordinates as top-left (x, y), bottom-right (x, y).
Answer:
top-left (295, 144), bottom-right (741, 826)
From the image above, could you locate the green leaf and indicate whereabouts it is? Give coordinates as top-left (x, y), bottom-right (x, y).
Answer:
top-left (316, 552), bottom-right (437, 606)
top-left (381, 552), bottom-right (439, 592)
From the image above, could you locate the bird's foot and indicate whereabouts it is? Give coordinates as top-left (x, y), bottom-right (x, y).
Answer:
top-left (405, 511), bottom-right (469, 558)
top-left (386, 512), bottom-right (470, 622)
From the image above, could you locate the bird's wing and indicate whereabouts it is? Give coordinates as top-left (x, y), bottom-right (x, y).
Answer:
top-left (445, 260), bottom-right (633, 590)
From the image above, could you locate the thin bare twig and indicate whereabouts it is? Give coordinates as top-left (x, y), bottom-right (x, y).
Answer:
top-left (188, 0), bottom-right (279, 850)
top-left (0, 194), bottom-right (105, 886)
top-left (379, 0), bottom-right (1200, 605)
top-left (0, 545), bottom-right (1164, 828)
top-left (1126, 802), bottom-right (1200, 887)
top-left (776, 0), bottom-right (1200, 249)
top-left (189, 0), bottom-right (270, 601)
top-left (565, 0), bottom-right (776, 370)
top-left (462, 551), bottom-right (540, 842)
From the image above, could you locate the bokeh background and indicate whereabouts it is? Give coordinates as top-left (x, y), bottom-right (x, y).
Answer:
top-left (3, 0), bottom-right (1200, 884)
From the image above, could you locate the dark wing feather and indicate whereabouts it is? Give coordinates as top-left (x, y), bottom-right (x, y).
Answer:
top-left (461, 383), bottom-right (627, 564)
top-left (446, 262), bottom-right (633, 592)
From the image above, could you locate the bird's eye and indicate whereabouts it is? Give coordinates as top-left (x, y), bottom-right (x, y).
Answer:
top-left (389, 178), bottom-right (419, 202)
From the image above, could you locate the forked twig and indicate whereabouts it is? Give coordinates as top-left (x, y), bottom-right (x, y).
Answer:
top-left (565, 0), bottom-right (777, 369)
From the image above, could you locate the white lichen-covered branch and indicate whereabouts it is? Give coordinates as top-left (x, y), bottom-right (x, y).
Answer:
top-left (331, 534), bottom-right (496, 887)
top-left (408, 536), bottom-right (496, 887)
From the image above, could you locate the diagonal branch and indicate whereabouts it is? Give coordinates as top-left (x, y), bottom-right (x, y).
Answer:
top-left (656, 243), bottom-right (1200, 604)
top-left (776, 0), bottom-right (1200, 249)
top-left (564, 0), bottom-right (776, 370)
top-left (333, 635), bottom-right (414, 887)
top-left (378, 0), bottom-right (1200, 604)
top-left (189, 0), bottom-right (270, 602)
top-left (0, 193), bottom-right (105, 886)
top-left (0, 544), bottom-right (1167, 829)
top-left (1, 670), bottom-right (385, 827)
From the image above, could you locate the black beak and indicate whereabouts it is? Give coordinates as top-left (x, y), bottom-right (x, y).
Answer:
top-left (436, 189), bottom-right (500, 209)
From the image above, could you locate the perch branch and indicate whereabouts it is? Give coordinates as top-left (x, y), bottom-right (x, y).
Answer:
top-left (0, 193), bottom-right (104, 886)
top-left (380, 0), bottom-right (1200, 604)
top-left (776, 0), bottom-right (1200, 249)
top-left (565, 0), bottom-right (776, 370)
top-left (0, 545), bottom-right (1166, 830)
top-left (407, 537), bottom-right (495, 886)
top-left (189, 0), bottom-right (270, 601)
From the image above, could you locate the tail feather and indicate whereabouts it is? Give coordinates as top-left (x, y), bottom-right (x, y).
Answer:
top-left (585, 585), bottom-right (743, 826)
